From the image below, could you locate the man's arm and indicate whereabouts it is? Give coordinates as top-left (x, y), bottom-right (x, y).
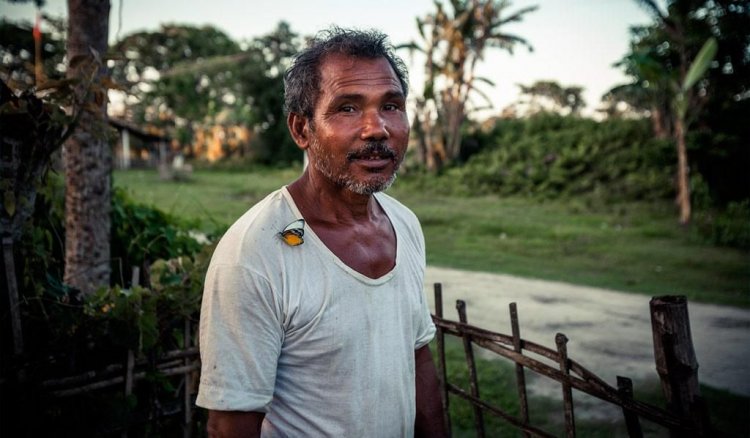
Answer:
top-left (415, 344), bottom-right (448, 437)
top-left (207, 410), bottom-right (265, 438)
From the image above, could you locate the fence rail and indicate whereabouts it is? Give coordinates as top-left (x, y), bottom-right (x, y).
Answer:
top-left (1, 249), bottom-right (713, 437)
top-left (431, 283), bottom-right (711, 437)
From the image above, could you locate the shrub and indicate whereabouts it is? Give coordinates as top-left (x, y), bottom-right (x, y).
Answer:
top-left (457, 114), bottom-right (675, 201)
top-left (111, 188), bottom-right (204, 287)
top-left (695, 199), bottom-right (750, 250)
top-left (3, 176), bottom-right (212, 435)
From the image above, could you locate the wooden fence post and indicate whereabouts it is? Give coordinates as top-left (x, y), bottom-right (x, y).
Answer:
top-left (617, 376), bottom-right (643, 438)
top-left (650, 295), bottom-right (710, 437)
top-left (555, 333), bottom-right (576, 438)
top-left (509, 303), bottom-right (531, 437)
top-left (433, 283), bottom-right (452, 434)
top-left (456, 300), bottom-right (485, 438)
top-left (2, 237), bottom-right (24, 357)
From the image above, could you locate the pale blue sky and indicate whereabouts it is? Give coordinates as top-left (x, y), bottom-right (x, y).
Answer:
top-left (3, 0), bottom-right (655, 116)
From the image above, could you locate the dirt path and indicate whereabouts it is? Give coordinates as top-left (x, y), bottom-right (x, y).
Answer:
top-left (423, 266), bottom-right (750, 397)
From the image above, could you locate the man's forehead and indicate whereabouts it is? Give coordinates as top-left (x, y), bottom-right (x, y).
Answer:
top-left (318, 53), bottom-right (401, 88)
top-left (319, 52), bottom-right (389, 68)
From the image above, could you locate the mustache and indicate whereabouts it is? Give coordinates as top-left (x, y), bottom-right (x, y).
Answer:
top-left (346, 142), bottom-right (397, 161)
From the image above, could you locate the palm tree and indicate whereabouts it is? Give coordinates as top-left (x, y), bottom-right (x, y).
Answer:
top-left (409, 0), bottom-right (537, 171)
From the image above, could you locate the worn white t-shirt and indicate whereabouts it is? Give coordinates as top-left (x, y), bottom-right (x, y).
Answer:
top-left (196, 187), bottom-right (435, 437)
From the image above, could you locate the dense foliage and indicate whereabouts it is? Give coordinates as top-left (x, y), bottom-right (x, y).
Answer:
top-left (111, 189), bottom-right (204, 287)
top-left (0, 16), bottom-right (66, 88)
top-left (608, 0), bottom-right (750, 206)
top-left (403, 113), bottom-right (749, 249)
top-left (109, 21), bottom-right (302, 165)
top-left (1, 176), bottom-right (211, 435)
top-left (457, 114), bottom-right (674, 201)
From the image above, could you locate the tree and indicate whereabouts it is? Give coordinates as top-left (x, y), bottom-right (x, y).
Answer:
top-left (0, 15), bottom-right (67, 88)
top-left (604, 25), bottom-right (675, 137)
top-left (607, 0), bottom-right (743, 225)
top-left (409, 0), bottom-right (536, 170)
top-left (63, 0), bottom-right (111, 294)
top-left (517, 80), bottom-right (586, 115)
top-left (672, 37), bottom-right (717, 224)
top-left (109, 21), bottom-right (301, 164)
top-left (110, 24), bottom-right (241, 125)
top-left (599, 81), bottom-right (654, 121)
top-left (232, 21), bottom-right (301, 164)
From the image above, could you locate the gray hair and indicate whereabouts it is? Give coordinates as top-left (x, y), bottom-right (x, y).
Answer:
top-left (283, 27), bottom-right (409, 118)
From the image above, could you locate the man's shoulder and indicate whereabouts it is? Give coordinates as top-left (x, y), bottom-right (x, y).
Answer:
top-left (212, 188), bottom-right (298, 263)
top-left (376, 191), bottom-right (420, 226)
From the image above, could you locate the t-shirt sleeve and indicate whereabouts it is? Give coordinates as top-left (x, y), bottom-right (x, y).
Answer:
top-left (411, 211), bottom-right (436, 349)
top-left (196, 263), bottom-right (283, 412)
top-left (414, 275), bottom-right (436, 349)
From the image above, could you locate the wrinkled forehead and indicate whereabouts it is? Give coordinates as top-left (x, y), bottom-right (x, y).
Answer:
top-left (317, 54), bottom-right (402, 96)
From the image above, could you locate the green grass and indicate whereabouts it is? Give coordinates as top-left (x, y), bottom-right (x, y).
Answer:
top-left (114, 168), bottom-right (749, 434)
top-left (114, 168), bottom-right (300, 232)
top-left (115, 168), bottom-right (749, 307)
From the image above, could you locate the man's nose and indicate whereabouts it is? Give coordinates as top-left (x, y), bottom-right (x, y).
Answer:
top-left (360, 110), bottom-right (390, 141)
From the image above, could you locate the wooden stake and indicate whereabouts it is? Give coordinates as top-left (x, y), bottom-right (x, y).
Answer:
top-left (457, 300), bottom-right (485, 437)
top-left (555, 333), bottom-right (575, 438)
top-left (433, 283), bottom-right (452, 434)
top-left (617, 376), bottom-right (643, 438)
top-left (650, 295), bottom-right (710, 437)
top-left (2, 237), bottom-right (24, 356)
top-left (510, 303), bottom-right (530, 437)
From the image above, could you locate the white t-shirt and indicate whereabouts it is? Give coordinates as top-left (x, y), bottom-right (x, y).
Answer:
top-left (196, 187), bottom-right (436, 437)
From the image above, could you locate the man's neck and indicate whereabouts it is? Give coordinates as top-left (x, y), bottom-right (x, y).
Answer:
top-left (287, 170), bottom-right (380, 226)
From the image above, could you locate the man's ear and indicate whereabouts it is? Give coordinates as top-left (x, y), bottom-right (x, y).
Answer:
top-left (287, 112), bottom-right (311, 150)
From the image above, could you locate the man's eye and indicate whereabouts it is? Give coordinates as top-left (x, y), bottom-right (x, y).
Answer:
top-left (339, 105), bottom-right (356, 113)
top-left (383, 103), bottom-right (400, 111)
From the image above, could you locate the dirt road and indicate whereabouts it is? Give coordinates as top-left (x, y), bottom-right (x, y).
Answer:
top-left (423, 266), bottom-right (750, 397)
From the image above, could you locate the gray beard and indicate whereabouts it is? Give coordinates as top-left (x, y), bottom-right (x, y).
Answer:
top-left (341, 172), bottom-right (397, 195)
top-left (310, 139), bottom-right (400, 195)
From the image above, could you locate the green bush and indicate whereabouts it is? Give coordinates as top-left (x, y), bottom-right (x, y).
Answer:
top-left (112, 188), bottom-right (204, 287)
top-left (691, 174), bottom-right (750, 250)
top-left (3, 176), bottom-right (212, 435)
top-left (457, 114), bottom-right (674, 201)
top-left (695, 199), bottom-right (750, 250)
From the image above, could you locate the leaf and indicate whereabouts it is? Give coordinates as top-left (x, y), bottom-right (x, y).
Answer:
top-left (682, 38), bottom-right (718, 92)
top-left (4, 191), bottom-right (16, 217)
top-left (416, 17), bottom-right (425, 40)
top-left (474, 76), bottom-right (496, 87)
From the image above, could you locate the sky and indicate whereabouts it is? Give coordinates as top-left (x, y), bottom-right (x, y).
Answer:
top-left (3, 0), bottom-right (656, 117)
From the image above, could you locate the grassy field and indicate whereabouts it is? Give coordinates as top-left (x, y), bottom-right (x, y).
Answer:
top-left (114, 168), bottom-right (749, 435)
top-left (114, 168), bottom-right (749, 307)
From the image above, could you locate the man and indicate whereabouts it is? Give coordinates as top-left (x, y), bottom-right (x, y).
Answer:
top-left (196, 27), bottom-right (446, 437)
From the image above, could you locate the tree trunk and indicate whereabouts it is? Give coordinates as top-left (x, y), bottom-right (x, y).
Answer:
top-left (651, 106), bottom-right (668, 139)
top-left (411, 104), bottom-right (428, 167)
top-left (63, 0), bottom-right (112, 295)
top-left (674, 116), bottom-right (691, 225)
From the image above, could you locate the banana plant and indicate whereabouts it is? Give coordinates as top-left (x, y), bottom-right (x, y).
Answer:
top-left (673, 37), bottom-right (717, 225)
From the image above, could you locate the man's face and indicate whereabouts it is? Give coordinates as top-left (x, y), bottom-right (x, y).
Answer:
top-left (306, 53), bottom-right (409, 195)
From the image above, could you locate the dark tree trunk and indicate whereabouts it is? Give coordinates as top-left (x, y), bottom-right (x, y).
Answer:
top-left (63, 0), bottom-right (112, 295)
top-left (674, 117), bottom-right (691, 225)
